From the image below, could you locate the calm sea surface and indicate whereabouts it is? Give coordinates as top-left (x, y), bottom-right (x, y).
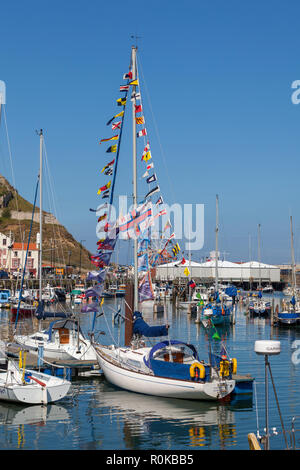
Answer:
top-left (0, 293), bottom-right (300, 451)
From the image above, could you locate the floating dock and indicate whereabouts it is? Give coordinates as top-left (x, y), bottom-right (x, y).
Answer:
top-left (232, 374), bottom-right (254, 395)
top-left (5, 343), bottom-right (100, 380)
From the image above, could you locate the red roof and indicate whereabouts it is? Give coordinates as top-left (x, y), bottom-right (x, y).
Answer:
top-left (13, 242), bottom-right (38, 251)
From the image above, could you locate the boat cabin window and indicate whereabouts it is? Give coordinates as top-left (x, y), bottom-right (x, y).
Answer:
top-left (32, 336), bottom-right (44, 341)
top-left (126, 359), bottom-right (141, 369)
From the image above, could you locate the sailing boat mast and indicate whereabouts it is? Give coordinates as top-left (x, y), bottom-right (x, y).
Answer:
top-left (290, 216), bottom-right (296, 297)
top-left (215, 194), bottom-right (219, 292)
top-left (258, 223), bottom-right (261, 290)
top-left (131, 45), bottom-right (139, 311)
top-left (38, 129), bottom-right (43, 301)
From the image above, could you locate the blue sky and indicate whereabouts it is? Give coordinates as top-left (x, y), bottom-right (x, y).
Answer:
top-left (1, 0), bottom-right (300, 265)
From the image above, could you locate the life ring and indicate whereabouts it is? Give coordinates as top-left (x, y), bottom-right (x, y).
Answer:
top-left (190, 362), bottom-right (205, 380)
top-left (231, 358), bottom-right (237, 375)
top-left (219, 360), bottom-right (230, 377)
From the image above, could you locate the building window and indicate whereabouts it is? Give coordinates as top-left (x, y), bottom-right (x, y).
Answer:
top-left (14, 251), bottom-right (18, 257)
top-left (12, 258), bottom-right (20, 269)
top-left (27, 258), bottom-right (34, 269)
top-left (28, 251), bottom-right (31, 257)
top-left (2, 239), bottom-right (6, 246)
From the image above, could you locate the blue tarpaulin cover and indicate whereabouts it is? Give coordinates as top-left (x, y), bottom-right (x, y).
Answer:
top-left (133, 311), bottom-right (168, 337)
top-left (143, 340), bottom-right (203, 381)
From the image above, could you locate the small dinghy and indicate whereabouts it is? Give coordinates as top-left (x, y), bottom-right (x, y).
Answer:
top-left (0, 343), bottom-right (71, 405)
top-left (0, 361), bottom-right (71, 405)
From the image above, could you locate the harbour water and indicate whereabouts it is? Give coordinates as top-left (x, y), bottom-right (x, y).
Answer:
top-left (0, 293), bottom-right (300, 451)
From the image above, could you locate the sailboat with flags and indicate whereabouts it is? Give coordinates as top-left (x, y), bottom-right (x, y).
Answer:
top-left (88, 45), bottom-right (236, 400)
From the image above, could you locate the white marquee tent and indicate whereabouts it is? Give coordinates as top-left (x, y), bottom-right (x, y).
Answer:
top-left (155, 259), bottom-right (280, 283)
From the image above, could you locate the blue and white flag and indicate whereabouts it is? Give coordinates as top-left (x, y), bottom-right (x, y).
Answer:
top-left (86, 270), bottom-right (106, 283)
top-left (81, 302), bottom-right (100, 313)
top-left (118, 201), bottom-right (154, 239)
top-left (145, 186), bottom-right (160, 200)
top-left (146, 173), bottom-right (157, 184)
top-left (138, 271), bottom-right (154, 302)
top-left (85, 284), bottom-right (105, 298)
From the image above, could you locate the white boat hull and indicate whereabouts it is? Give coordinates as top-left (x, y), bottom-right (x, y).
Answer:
top-left (0, 366), bottom-right (71, 405)
top-left (0, 381), bottom-right (70, 404)
top-left (94, 347), bottom-right (235, 401)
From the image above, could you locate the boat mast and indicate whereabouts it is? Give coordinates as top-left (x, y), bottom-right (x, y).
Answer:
top-left (215, 194), bottom-right (219, 293)
top-left (290, 216), bottom-right (296, 297)
top-left (131, 45), bottom-right (139, 311)
top-left (258, 223), bottom-right (261, 290)
top-left (38, 129), bottom-right (43, 301)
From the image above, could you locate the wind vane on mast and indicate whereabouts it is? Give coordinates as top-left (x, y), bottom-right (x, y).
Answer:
top-left (130, 34), bottom-right (142, 47)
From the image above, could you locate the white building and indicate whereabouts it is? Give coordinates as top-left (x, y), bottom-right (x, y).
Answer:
top-left (0, 232), bottom-right (13, 271)
top-left (0, 232), bottom-right (39, 277)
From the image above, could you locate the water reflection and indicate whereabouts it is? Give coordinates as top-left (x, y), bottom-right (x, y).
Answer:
top-left (93, 381), bottom-right (252, 449)
top-left (0, 294), bottom-right (299, 449)
top-left (0, 402), bottom-right (70, 449)
top-left (0, 403), bottom-right (69, 426)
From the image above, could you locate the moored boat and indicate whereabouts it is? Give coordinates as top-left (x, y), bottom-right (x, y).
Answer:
top-left (0, 360), bottom-right (71, 405)
top-left (201, 196), bottom-right (233, 326)
top-left (0, 289), bottom-right (11, 308)
top-left (248, 296), bottom-right (271, 317)
top-left (14, 319), bottom-right (97, 361)
top-left (93, 312), bottom-right (236, 401)
top-left (276, 217), bottom-right (300, 327)
top-left (10, 303), bottom-right (36, 317)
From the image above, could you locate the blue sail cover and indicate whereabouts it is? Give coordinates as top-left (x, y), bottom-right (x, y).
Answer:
top-left (133, 311), bottom-right (168, 337)
top-left (225, 286), bottom-right (237, 297)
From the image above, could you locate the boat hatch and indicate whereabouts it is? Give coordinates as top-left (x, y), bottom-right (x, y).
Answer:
top-left (59, 328), bottom-right (70, 344)
top-left (163, 351), bottom-right (184, 363)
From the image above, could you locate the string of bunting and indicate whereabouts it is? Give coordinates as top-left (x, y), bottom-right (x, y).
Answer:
top-left (84, 65), bottom-right (134, 305)
top-left (133, 71), bottom-right (181, 263)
